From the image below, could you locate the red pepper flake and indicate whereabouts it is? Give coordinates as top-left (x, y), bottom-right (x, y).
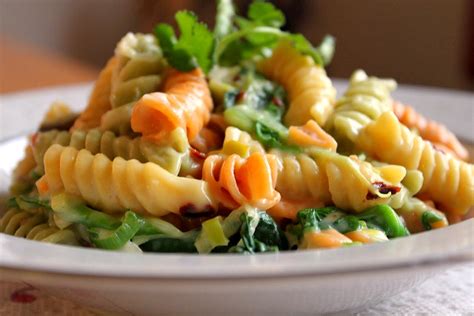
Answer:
top-left (190, 147), bottom-right (206, 160)
top-left (367, 181), bottom-right (401, 200)
top-left (10, 286), bottom-right (37, 304)
top-left (272, 96), bottom-right (284, 107)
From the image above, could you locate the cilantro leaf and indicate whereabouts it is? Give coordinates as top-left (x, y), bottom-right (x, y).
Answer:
top-left (153, 11), bottom-right (214, 73)
top-left (154, 23), bottom-right (177, 54)
top-left (248, 1), bottom-right (285, 28)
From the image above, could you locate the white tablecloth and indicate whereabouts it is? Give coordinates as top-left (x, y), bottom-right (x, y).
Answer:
top-left (1, 263), bottom-right (473, 315)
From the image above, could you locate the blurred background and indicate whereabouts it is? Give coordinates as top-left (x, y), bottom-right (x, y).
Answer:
top-left (1, 0), bottom-right (473, 93)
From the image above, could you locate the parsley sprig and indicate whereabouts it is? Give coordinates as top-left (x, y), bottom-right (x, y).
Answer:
top-left (153, 0), bottom-right (335, 73)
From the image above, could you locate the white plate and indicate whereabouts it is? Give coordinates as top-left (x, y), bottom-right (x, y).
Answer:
top-left (0, 82), bottom-right (473, 315)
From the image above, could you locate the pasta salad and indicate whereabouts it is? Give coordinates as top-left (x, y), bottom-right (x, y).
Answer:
top-left (1, 0), bottom-right (472, 254)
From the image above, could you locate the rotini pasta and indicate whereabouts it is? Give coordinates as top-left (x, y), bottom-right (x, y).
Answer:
top-left (258, 40), bottom-right (336, 126)
top-left (0, 208), bottom-right (78, 245)
top-left (72, 57), bottom-right (118, 131)
top-left (392, 101), bottom-right (469, 160)
top-left (325, 70), bottom-right (396, 142)
top-left (32, 128), bottom-right (188, 175)
top-left (267, 149), bottom-right (408, 219)
top-left (37, 144), bottom-right (216, 217)
top-left (287, 119), bottom-right (337, 151)
top-left (131, 68), bottom-right (213, 142)
top-left (202, 152), bottom-right (280, 210)
top-left (357, 111), bottom-right (474, 215)
top-left (96, 33), bottom-right (166, 135)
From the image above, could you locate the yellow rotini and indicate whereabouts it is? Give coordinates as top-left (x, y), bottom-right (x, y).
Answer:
top-left (0, 208), bottom-right (78, 245)
top-left (37, 144), bottom-right (216, 217)
top-left (258, 40), bottom-right (336, 126)
top-left (268, 148), bottom-right (408, 219)
top-left (325, 70), bottom-right (396, 142)
top-left (10, 143), bottom-right (37, 195)
top-left (32, 128), bottom-right (188, 175)
top-left (357, 111), bottom-right (474, 215)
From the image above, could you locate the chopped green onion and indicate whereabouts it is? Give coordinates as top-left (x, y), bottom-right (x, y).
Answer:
top-left (89, 211), bottom-right (142, 250)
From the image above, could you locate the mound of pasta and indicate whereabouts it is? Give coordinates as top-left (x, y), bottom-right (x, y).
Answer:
top-left (2, 0), bottom-right (472, 254)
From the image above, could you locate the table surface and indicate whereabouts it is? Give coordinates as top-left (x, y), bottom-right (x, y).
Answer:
top-left (0, 37), bottom-right (99, 93)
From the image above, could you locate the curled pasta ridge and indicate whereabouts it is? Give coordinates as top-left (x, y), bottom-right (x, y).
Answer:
top-left (357, 111), bottom-right (474, 215)
top-left (131, 68), bottom-right (213, 141)
top-left (392, 101), bottom-right (469, 160)
top-left (203, 152), bottom-right (280, 210)
top-left (0, 208), bottom-right (77, 245)
top-left (32, 128), bottom-right (188, 175)
top-left (268, 149), bottom-right (408, 219)
top-left (38, 144), bottom-right (216, 217)
top-left (326, 70), bottom-right (396, 142)
top-left (258, 40), bottom-right (336, 126)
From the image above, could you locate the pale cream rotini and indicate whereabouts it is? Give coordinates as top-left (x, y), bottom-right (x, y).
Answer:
top-left (325, 70), bottom-right (396, 142)
top-left (357, 111), bottom-right (474, 215)
top-left (258, 40), bottom-right (336, 126)
top-left (99, 33), bottom-right (166, 135)
top-left (33, 128), bottom-right (189, 175)
top-left (37, 144), bottom-right (216, 217)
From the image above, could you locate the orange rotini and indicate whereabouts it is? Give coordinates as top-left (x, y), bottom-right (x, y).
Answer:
top-left (392, 101), bottom-right (468, 160)
top-left (131, 68), bottom-right (213, 142)
top-left (287, 119), bottom-right (337, 151)
top-left (72, 57), bottom-right (118, 130)
top-left (202, 152), bottom-right (280, 210)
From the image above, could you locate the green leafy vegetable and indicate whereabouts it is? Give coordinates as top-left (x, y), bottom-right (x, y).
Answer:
top-left (51, 193), bottom-right (121, 230)
top-left (356, 205), bottom-right (409, 238)
top-left (140, 231), bottom-right (199, 253)
top-left (253, 212), bottom-right (288, 250)
top-left (89, 211), bottom-right (142, 250)
top-left (154, 11), bottom-right (214, 73)
top-left (247, 1), bottom-right (285, 28)
top-left (421, 210), bottom-right (445, 231)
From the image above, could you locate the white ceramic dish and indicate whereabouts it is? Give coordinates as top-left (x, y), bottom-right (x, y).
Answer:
top-left (0, 82), bottom-right (473, 315)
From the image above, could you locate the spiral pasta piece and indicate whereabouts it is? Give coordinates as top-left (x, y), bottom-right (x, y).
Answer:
top-left (96, 33), bottom-right (165, 135)
top-left (326, 70), bottom-right (396, 142)
top-left (0, 208), bottom-right (78, 245)
top-left (72, 57), bottom-right (118, 130)
top-left (392, 101), bottom-right (469, 160)
top-left (258, 40), bottom-right (336, 126)
top-left (288, 119), bottom-right (337, 150)
top-left (190, 114), bottom-right (227, 153)
top-left (267, 149), bottom-right (408, 219)
top-left (131, 68), bottom-right (213, 142)
top-left (202, 152), bottom-right (280, 210)
top-left (37, 144), bottom-right (215, 217)
top-left (357, 111), bottom-right (474, 215)
top-left (32, 128), bottom-right (188, 175)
